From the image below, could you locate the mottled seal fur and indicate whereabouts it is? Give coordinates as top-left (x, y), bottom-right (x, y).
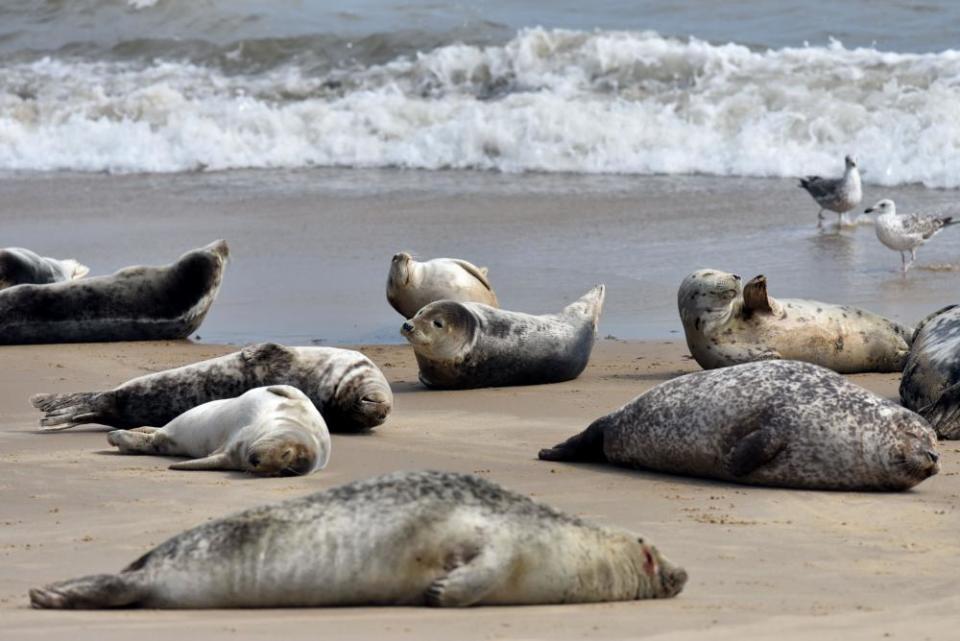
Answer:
top-left (0, 240), bottom-right (229, 344)
top-left (401, 285), bottom-right (605, 389)
top-left (678, 269), bottom-right (912, 373)
top-left (387, 252), bottom-right (499, 318)
top-left (900, 304), bottom-right (960, 439)
top-left (32, 343), bottom-right (392, 433)
top-left (107, 385), bottom-right (331, 476)
top-left (0, 247), bottom-right (89, 290)
top-left (540, 360), bottom-right (939, 491)
top-left (29, 470), bottom-right (687, 609)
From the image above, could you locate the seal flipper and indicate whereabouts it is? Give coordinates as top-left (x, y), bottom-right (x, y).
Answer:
top-left (742, 275), bottom-right (773, 315)
top-left (32, 392), bottom-right (110, 432)
top-left (560, 284), bottom-right (606, 329)
top-left (919, 382), bottom-right (960, 439)
top-left (726, 429), bottom-right (787, 477)
top-left (538, 418), bottom-right (607, 462)
top-left (168, 451), bottom-right (233, 471)
top-left (425, 546), bottom-right (502, 607)
top-left (30, 572), bottom-right (148, 609)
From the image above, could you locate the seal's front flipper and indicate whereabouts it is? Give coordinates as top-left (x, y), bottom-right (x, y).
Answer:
top-left (168, 451), bottom-right (232, 471)
top-left (919, 382), bottom-right (960, 439)
top-left (29, 572), bottom-right (148, 609)
top-left (538, 419), bottom-right (606, 463)
top-left (742, 275), bottom-right (773, 315)
top-left (425, 545), bottom-right (503, 607)
top-left (726, 429), bottom-right (786, 477)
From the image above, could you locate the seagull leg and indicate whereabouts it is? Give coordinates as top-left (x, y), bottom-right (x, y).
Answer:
top-left (900, 252), bottom-right (907, 273)
top-left (817, 209), bottom-right (824, 228)
top-left (906, 249), bottom-right (917, 272)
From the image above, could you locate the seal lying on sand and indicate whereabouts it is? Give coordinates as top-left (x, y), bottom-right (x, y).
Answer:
top-left (32, 343), bottom-right (392, 433)
top-left (900, 305), bottom-right (960, 439)
top-left (401, 285), bottom-right (605, 389)
top-left (0, 247), bottom-right (89, 290)
top-left (0, 240), bottom-right (229, 344)
top-left (540, 360), bottom-right (939, 491)
top-left (107, 385), bottom-right (331, 476)
top-left (678, 269), bottom-right (912, 373)
top-left (387, 252), bottom-right (499, 318)
top-left (29, 470), bottom-right (687, 609)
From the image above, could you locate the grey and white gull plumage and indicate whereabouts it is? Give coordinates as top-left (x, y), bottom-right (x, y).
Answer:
top-left (799, 155), bottom-right (862, 226)
top-left (864, 198), bottom-right (956, 273)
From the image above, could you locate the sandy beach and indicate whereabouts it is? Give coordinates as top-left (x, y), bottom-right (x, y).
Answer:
top-left (2, 338), bottom-right (958, 640)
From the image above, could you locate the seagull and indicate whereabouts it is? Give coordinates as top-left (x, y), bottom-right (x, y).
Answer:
top-left (864, 199), bottom-right (956, 273)
top-left (798, 154), bottom-right (862, 227)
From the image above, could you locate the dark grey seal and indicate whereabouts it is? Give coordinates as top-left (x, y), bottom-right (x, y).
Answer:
top-left (0, 240), bottom-right (228, 344)
top-left (32, 343), bottom-right (392, 433)
top-left (901, 304), bottom-right (960, 439)
top-left (29, 470), bottom-right (687, 609)
top-left (401, 285), bottom-right (604, 389)
top-left (540, 360), bottom-right (939, 491)
top-left (0, 247), bottom-right (89, 290)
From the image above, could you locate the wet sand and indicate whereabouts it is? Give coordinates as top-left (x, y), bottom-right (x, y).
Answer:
top-left (2, 339), bottom-right (958, 640)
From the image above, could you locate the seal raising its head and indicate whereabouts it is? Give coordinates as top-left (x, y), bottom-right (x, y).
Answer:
top-left (900, 304), bottom-right (960, 439)
top-left (540, 360), bottom-right (939, 491)
top-left (386, 252), bottom-right (499, 318)
top-left (401, 285), bottom-right (605, 389)
top-left (0, 247), bottom-right (89, 290)
top-left (107, 385), bottom-right (331, 476)
top-left (0, 240), bottom-right (229, 344)
top-left (29, 470), bottom-right (687, 609)
top-left (678, 269), bottom-right (912, 373)
top-left (32, 343), bottom-right (392, 433)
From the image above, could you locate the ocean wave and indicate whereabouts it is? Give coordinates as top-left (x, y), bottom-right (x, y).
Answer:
top-left (1, 28), bottom-right (959, 185)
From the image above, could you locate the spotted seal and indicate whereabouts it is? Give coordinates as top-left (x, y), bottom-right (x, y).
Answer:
top-left (401, 285), bottom-right (604, 389)
top-left (900, 304), bottom-right (960, 439)
top-left (387, 252), bottom-right (499, 318)
top-left (29, 470), bottom-right (687, 609)
top-left (0, 240), bottom-right (229, 344)
top-left (107, 385), bottom-right (331, 475)
top-left (678, 269), bottom-right (912, 373)
top-left (539, 360), bottom-right (939, 491)
top-left (0, 247), bottom-right (89, 290)
top-left (32, 343), bottom-right (392, 433)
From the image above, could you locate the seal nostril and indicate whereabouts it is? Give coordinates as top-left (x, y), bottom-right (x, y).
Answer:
top-left (928, 450), bottom-right (940, 463)
top-left (402, 322), bottom-right (413, 332)
top-left (248, 454), bottom-right (260, 467)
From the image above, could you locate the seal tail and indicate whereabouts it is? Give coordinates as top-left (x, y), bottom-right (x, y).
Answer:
top-left (562, 284), bottom-right (606, 329)
top-left (31, 392), bottom-right (106, 431)
top-left (538, 418), bottom-right (607, 463)
top-left (29, 572), bottom-right (148, 609)
top-left (919, 382), bottom-right (960, 439)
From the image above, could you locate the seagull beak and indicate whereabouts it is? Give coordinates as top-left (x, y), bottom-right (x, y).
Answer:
top-left (864, 207), bottom-right (874, 214)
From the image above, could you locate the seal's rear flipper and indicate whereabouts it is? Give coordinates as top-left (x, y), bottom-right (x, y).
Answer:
top-left (169, 451), bottom-right (232, 471)
top-left (742, 275), bottom-right (773, 315)
top-left (538, 419), bottom-right (606, 462)
top-left (30, 572), bottom-right (147, 609)
top-left (561, 284), bottom-right (606, 329)
top-left (62, 259), bottom-right (90, 280)
top-left (919, 382), bottom-right (960, 439)
top-left (31, 392), bottom-right (106, 432)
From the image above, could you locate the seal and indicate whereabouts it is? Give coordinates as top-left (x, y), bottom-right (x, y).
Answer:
top-left (678, 269), bottom-right (912, 373)
top-left (900, 304), bottom-right (960, 439)
top-left (32, 342), bottom-right (392, 433)
top-left (539, 360), bottom-right (940, 491)
top-left (401, 285), bottom-right (605, 389)
top-left (386, 252), bottom-right (499, 318)
top-left (107, 385), bottom-right (331, 476)
top-left (28, 470), bottom-right (687, 609)
top-left (0, 240), bottom-right (229, 345)
top-left (0, 247), bottom-right (89, 290)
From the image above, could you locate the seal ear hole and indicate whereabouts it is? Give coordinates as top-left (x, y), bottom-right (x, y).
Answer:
top-left (637, 537), bottom-right (644, 544)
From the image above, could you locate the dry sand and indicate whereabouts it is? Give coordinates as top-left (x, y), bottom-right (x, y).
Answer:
top-left (1, 339), bottom-right (958, 640)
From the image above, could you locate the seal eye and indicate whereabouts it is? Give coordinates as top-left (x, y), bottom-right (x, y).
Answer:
top-left (433, 320), bottom-right (443, 328)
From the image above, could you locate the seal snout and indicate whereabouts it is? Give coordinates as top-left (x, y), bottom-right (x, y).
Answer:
top-left (401, 321), bottom-right (414, 333)
top-left (662, 565), bottom-right (688, 598)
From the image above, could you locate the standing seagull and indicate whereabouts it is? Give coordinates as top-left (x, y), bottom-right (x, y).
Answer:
top-left (865, 199), bottom-right (956, 273)
top-left (799, 155), bottom-right (862, 227)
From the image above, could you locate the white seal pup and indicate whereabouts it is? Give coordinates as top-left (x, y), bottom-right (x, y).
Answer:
top-left (540, 360), bottom-right (940, 491)
top-left (32, 342), bottom-right (392, 433)
top-left (107, 386), bottom-right (331, 476)
top-left (678, 269), bottom-right (912, 373)
top-left (0, 247), bottom-right (89, 290)
top-left (0, 240), bottom-right (229, 344)
top-left (386, 252), bottom-right (499, 318)
top-left (798, 154), bottom-right (862, 226)
top-left (401, 285), bottom-right (605, 389)
top-left (900, 304), bottom-right (960, 439)
top-left (29, 470), bottom-right (687, 609)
